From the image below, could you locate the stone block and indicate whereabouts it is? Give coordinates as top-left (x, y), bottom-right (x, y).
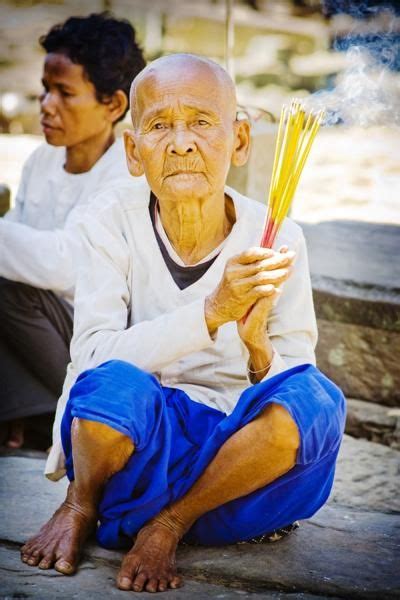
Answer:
top-left (345, 398), bottom-right (400, 448)
top-left (300, 220), bottom-right (400, 406)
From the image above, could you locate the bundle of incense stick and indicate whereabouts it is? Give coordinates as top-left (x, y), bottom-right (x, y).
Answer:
top-left (261, 100), bottom-right (325, 249)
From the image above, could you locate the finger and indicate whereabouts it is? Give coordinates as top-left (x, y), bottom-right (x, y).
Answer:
top-left (228, 252), bottom-right (295, 282)
top-left (240, 267), bottom-right (290, 290)
top-left (252, 284), bottom-right (282, 300)
top-left (234, 247), bottom-right (275, 265)
top-left (236, 254), bottom-right (293, 276)
top-left (279, 245), bottom-right (289, 253)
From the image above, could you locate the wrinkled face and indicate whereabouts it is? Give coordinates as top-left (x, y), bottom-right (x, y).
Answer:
top-left (128, 63), bottom-right (240, 201)
top-left (39, 53), bottom-right (112, 147)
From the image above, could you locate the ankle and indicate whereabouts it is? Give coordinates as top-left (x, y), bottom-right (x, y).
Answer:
top-left (65, 483), bottom-right (97, 520)
top-left (150, 505), bottom-right (192, 540)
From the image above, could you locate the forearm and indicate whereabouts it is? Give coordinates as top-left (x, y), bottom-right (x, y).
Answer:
top-left (72, 298), bottom-right (215, 375)
top-left (0, 220), bottom-right (78, 293)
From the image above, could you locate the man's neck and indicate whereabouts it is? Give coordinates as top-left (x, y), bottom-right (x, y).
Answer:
top-left (64, 128), bottom-right (115, 174)
top-left (158, 192), bottom-right (236, 266)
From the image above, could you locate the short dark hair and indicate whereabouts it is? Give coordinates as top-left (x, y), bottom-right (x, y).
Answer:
top-left (39, 12), bottom-right (146, 122)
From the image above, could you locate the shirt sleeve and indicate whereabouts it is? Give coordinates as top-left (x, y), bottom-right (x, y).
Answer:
top-left (70, 206), bottom-right (216, 376)
top-left (0, 150), bottom-right (88, 295)
top-left (246, 230), bottom-right (318, 384)
top-left (0, 206), bottom-right (87, 296)
top-left (2, 154), bottom-right (29, 223)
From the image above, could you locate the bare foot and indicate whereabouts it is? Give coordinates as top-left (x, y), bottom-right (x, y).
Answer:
top-left (6, 419), bottom-right (24, 449)
top-left (117, 522), bottom-right (183, 593)
top-left (20, 485), bottom-right (96, 575)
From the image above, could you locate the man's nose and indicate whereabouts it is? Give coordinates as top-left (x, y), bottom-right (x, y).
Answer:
top-left (40, 91), bottom-right (57, 115)
top-left (167, 126), bottom-right (196, 155)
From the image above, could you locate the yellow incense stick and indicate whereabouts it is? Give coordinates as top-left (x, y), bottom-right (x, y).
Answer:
top-left (261, 102), bottom-right (324, 248)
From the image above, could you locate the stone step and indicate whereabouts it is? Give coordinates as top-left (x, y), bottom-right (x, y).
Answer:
top-left (300, 220), bottom-right (400, 407)
top-left (345, 398), bottom-right (400, 449)
top-left (1, 455), bottom-right (399, 600)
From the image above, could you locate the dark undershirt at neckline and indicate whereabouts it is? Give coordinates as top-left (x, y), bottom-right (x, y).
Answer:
top-left (149, 193), bottom-right (219, 290)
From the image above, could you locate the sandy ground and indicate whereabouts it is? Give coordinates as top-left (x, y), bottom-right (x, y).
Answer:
top-left (1, 127), bottom-right (399, 225)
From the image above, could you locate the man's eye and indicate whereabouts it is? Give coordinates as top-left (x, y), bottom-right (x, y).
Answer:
top-left (197, 119), bottom-right (210, 126)
top-left (152, 122), bottom-right (167, 130)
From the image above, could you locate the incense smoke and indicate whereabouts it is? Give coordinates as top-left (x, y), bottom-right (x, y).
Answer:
top-left (305, 3), bottom-right (400, 126)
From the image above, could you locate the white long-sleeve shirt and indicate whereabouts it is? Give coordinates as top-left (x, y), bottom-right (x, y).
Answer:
top-left (46, 177), bottom-right (318, 480)
top-left (0, 138), bottom-right (129, 304)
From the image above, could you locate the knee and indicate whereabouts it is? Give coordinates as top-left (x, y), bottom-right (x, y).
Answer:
top-left (260, 404), bottom-right (300, 451)
top-left (72, 417), bottom-right (134, 450)
top-left (0, 277), bottom-right (36, 314)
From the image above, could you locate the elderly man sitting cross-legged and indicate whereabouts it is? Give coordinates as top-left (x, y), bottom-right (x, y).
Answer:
top-left (21, 54), bottom-right (346, 593)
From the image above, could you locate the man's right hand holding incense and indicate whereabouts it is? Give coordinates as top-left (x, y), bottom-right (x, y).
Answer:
top-left (204, 246), bottom-right (295, 336)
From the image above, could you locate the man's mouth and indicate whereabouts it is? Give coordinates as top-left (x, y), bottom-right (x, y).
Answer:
top-left (40, 120), bottom-right (58, 131)
top-left (165, 170), bottom-right (202, 177)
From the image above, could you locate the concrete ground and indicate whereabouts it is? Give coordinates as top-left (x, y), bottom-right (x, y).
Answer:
top-left (1, 434), bottom-right (399, 600)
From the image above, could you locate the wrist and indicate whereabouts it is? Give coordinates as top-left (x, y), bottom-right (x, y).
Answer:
top-left (242, 331), bottom-right (269, 352)
top-left (204, 296), bottom-right (223, 334)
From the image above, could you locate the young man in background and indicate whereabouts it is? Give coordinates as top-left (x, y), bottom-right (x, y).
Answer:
top-left (0, 12), bottom-right (145, 448)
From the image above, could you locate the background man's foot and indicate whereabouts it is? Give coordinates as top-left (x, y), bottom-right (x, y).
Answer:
top-left (5, 419), bottom-right (24, 448)
top-left (117, 522), bottom-right (183, 593)
top-left (20, 489), bottom-right (96, 575)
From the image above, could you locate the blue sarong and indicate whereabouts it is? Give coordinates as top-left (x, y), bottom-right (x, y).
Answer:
top-left (61, 360), bottom-right (346, 549)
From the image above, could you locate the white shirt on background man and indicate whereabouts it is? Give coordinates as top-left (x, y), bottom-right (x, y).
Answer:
top-left (0, 138), bottom-right (129, 304)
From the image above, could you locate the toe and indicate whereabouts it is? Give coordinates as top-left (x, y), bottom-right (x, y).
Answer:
top-left (145, 577), bottom-right (159, 593)
top-left (158, 578), bottom-right (168, 592)
top-left (131, 572), bottom-right (148, 592)
top-left (38, 555), bottom-right (54, 570)
top-left (116, 576), bottom-right (133, 591)
top-left (27, 550), bottom-right (41, 566)
top-left (117, 556), bottom-right (140, 590)
top-left (169, 575), bottom-right (183, 589)
top-left (54, 558), bottom-right (76, 575)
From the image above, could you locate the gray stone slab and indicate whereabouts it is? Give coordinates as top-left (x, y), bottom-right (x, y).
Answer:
top-left (299, 221), bottom-right (400, 406)
top-left (2, 545), bottom-right (318, 600)
top-left (300, 220), bottom-right (400, 306)
top-left (345, 398), bottom-right (400, 449)
top-left (88, 505), bottom-right (400, 600)
top-left (1, 456), bottom-right (399, 599)
top-left (330, 434), bottom-right (400, 513)
top-left (316, 319), bottom-right (400, 406)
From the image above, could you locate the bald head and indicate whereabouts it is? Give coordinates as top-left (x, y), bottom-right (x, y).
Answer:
top-left (129, 53), bottom-right (237, 128)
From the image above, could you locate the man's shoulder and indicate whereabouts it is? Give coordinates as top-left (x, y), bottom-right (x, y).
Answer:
top-left (85, 176), bottom-right (150, 220)
top-left (94, 138), bottom-right (129, 179)
top-left (23, 142), bottom-right (64, 172)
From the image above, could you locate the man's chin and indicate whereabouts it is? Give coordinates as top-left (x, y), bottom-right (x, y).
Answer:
top-left (162, 175), bottom-right (209, 199)
top-left (42, 130), bottom-right (65, 146)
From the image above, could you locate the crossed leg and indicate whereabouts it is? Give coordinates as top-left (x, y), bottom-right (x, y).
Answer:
top-left (21, 403), bottom-right (299, 593)
top-left (21, 419), bottom-right (133, 574)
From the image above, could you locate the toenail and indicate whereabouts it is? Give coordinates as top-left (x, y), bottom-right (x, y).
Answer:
top-left (119, 577), bottom-right (132, 589)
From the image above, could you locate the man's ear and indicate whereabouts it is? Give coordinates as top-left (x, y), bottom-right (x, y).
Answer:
top-left (106, 90), bottom-right (128, 125)
top-left (231, 118), bottom-right (251, 167)
top-left (123, 129), bottom-right (145, 177)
